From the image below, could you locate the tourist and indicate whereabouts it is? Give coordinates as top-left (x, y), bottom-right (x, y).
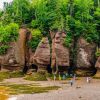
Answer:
top-left (59, 72), bottom-right (61, 80)
top-left (89, 77), bottom-right (91, 83)
top-left (86, 77), bottom-right (89, 83)
top-left (86, 77), bottom-right (91, 83)
top-left (65, 73), bottom-right (68, 78)
top-left (70, 79), bottom-right (74, 86)
top-left (53, 72), bottom-right (56, 81)
top-left (73, 74), bottom-right (76, 83)
top-left (62, 73), bottom-right (66, 80)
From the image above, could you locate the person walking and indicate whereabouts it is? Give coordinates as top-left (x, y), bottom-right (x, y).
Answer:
top-left (87, 77), bottom-right (91, 83)
top-left (73, 74), bottom-right (76, 84)
top-left (86, 77), bottom-right (91, 83)
top-left (86, 77), bottom-right (89, 83)
top-left (59, 72), bottom-right (61, 80)
top-left (70, 79), bottom-right (74, 86)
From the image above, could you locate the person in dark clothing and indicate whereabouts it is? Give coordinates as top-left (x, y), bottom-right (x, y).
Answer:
top-left (70, 79), bottom-right (74, 86)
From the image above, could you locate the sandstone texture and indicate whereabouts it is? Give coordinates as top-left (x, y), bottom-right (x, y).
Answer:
top-left (0, 29), bottom-right (99, 76)
top-left (76, 38), bottom-right (96, 69)
top-left (32, 37), bottom-right (50, 71)
top-left (51, 31), bottom-right (70, 72)
top-left (95, 57), bottom-right (100, 69)
top-left (0, 28), bottom-right (30, 71)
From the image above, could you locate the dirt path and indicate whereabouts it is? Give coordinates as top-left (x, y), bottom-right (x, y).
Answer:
top-left (6, 78), bottom-right (100, 100)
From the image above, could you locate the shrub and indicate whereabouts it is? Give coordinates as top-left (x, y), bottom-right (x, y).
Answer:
top-left (5, 23), bottom-right (19, 42)
top-left (0, 45), bottom-right (9, 55)
top-left (0, 23), bottom-right (19, 55)
top-left (25, 71), bottom-right (47, 81)
top-left (0, 23), bottom-right (19, 43)
top-left (31, 20), bottom-right (38, 28)
top-left (95, 51), bottom-right (100, 57)
top-left (28, 29), bottom-right (42, 51)
top-left (83, 23), bottom-right (99, 43)
top-left (64, 35), bottom-right (72, 48)
top-left (95, 48), bottom-right (100, 57)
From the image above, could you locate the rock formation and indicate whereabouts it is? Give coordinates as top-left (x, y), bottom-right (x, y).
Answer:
top-left (94, 56), bottom-right (100, 77)
top-left (76, 38), bottom-right (96, 68)
top-left (76, 38), bottom-right (96, 76)
top-left (95, 57), bottom-right (100, 69)
top-left (50, 31), bottom-right (70, 72)
top-left (0, 55), bottom-right (4, 70)
top-left (0, 28), bottom-right (99, 76)
top-left (0, 42), bottom-right (21, 71)
top-left (15, 28), bottom-right (30, 66)
top-left (31, 37), bottom-right (50, 71)
top-left (0, 28), bottom-right (30, 71)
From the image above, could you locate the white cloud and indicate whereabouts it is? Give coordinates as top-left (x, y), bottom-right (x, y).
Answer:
top-left (0, 0), bottom-right (13, 9)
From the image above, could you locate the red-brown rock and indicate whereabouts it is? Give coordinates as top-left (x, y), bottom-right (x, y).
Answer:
top-left (32, 37), bottom-right (50, 71)
top-left (76, 38), bottom-right (96, 69)
top-left (51, 31), bottom-right (70, 72)
top-left (95, 57), bottom-right (100, 69)
top-left (0, 28), bottom-right (30, 71)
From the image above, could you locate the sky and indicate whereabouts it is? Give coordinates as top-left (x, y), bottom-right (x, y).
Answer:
top-left (0, 0), bottom-right (13, 9)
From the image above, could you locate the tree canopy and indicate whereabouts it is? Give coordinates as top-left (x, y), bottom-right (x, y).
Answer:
top-left (0, 0), bottom-right (100, 47)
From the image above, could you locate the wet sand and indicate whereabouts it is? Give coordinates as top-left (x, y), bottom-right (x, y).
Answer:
top-left (8, 78), bottom-right (100, 100)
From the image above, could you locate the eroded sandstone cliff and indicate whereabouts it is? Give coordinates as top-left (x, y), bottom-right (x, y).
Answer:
top-left (50, 31), bottom-right (70, 72)
top-left (0, 29), bottom-right (99, 76)
top-left (30, 37), bottom-right (50, 71)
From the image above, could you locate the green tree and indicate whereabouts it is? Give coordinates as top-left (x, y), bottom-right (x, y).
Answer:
top-left (2, 0), bottom-right (33, 25)
top-left (0, 23), bottom-right (19, 54)
top-left (28, 29), bottom-right (42, 51)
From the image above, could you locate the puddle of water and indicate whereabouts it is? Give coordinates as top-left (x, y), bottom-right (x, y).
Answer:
top-left (8, 97), bottom-right (17, 100)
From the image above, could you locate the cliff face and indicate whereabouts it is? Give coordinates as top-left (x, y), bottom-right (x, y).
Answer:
top-left (95, 57), bottom-right (100, 69)
top-left (0, 28), bottom-right (30, 71)
top-left (30, 37), bottom-right (50, 71)
top-left (51, 31), bottom-right (70, 72)
top-left (76, 38), bottom-right (96, 69)
top-left (0, 42), bottom-right (21, 71)
top-left (75, 38), bottom-right (97, 76)
top-left (0, 29), bottom-right (99, 76)
top-left (15, 28), bottom-right (29, 66)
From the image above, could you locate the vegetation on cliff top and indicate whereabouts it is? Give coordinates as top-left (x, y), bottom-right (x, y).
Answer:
top-left (28, 29), bottom-right (43, 51)
top-left (0, 0), bottom-right (100, 50)
top-left (0, 23), bottom-right (19, 54)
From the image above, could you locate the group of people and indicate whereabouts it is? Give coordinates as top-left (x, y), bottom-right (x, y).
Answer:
top-left (53, 72), bottom-right (92, 87)
top-left (70, 76), bottom-right (92, 86)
